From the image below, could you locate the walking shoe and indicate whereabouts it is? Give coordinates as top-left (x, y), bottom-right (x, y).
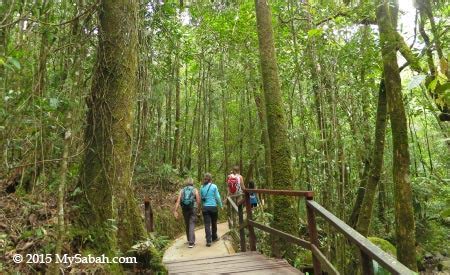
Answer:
top-left (206, 243), bottom-right (211, 247)
top-left (212, 237), bottom-right (220, 242)
top-left (188, 243), bottom-right (195, 248)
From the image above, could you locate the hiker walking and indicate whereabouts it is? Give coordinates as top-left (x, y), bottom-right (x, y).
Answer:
top-left (226, 165), bottom-right (244, 197)
top-left (248, 180), bottom-right (258, 208)
top-left (200, 173), bottom-right (222, 247)
top-left (173, 178), bottom-right (200, 248)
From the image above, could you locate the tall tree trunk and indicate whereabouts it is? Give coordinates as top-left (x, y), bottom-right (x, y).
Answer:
top-left (301, 0), bottom-right (333, 208)
top-left (30, 0), bottom-right (51, 192)
top-left (415, 0), bottom-right (448, 78)
top-left (356, 80), bottom-right (388, 236)
top-left (254, 91), bottom-right (273, 210)
top-left (207, 73), bottom-right (212, 172)
top-left (196, 62), bottom-right (205, 181)
top-left (51, 118), bottom-right (71, 274)
top-left (376, 1), bottom-right (417, 270)
top-left (254, 0), bottom-right (297, 260)
top-left (179, 60), bottom-right (189, 173)
top-left (77, 0), bottom-right (145, 258)
top-left (221, 55), bottom-right (230, 181)
top-left (164, 62), bottom-right (173, 163)
top-left (172, 57), bottom-right (181, 168)
top-left (186, 68), bottom-right (200, 172)
top-left (348, 25), bottom-right (374, 229)
top-left (415, 0), bottom-right (450, 122)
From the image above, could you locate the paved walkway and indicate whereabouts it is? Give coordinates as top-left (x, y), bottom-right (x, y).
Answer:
top-left (163, 222), bottom-right (234, 262)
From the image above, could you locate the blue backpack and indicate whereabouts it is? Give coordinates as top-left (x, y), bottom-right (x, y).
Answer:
top-left (181, 186), bottom-right (195, 209)
top-left (250, 193), bottom-right (258, 205)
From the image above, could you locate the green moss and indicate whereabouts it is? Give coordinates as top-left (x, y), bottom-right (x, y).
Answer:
top-left (68, 224), bottom-right (118, 259)
top-left (255, 0), bottom-right (298, 261)
top-left (126, 238), bottom-right (168, 274)
top-left (368, 237), bottom-right (397, 257)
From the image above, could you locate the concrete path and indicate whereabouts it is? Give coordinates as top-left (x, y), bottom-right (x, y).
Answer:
top-left (163, 222), bottom-right (234, 262)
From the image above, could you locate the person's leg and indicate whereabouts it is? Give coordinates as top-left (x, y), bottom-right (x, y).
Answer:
top-left (188, 209), bottom-right (196, 244)
top-left (211, 207), bottom-right (218, 241)
top-left (203, 208), bottom-right (212, 244)
top-left (182, 209), bottom-right (190, 242)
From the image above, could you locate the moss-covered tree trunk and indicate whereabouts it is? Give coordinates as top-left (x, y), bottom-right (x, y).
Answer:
top-left (254, 92), bottom-right (273, 191)
top-left (254, 0), bottom-right (297, 260)
top-left (356, 80), bottom-right (387, 236)
top-left (78, 0), bottom-right (145, 256)
top-left (376, 1), bottom-right (418, 270)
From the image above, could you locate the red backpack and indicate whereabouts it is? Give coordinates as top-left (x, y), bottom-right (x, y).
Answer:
top-left (227, 174), bottom-right (240, 194)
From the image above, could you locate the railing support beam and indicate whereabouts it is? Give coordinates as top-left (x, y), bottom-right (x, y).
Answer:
top-left (238, 204), bottom-right (246, 252)
top-left (244, 191), bottom-right (257, 251)
top-left (361, 251), bottom-right (374, 275)
top-left (306, 195), bottom-right (321, 275)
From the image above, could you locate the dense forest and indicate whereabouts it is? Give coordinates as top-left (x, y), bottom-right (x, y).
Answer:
top-left (1, 0), bottom-right (449, 274)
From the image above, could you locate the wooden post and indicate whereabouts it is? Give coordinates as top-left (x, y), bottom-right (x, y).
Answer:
top-left (227, 199), bottom-right (232, 229)
top-left (144, 198), bottom-right (154, 232)
top-left (245, 191), bottom-right (257, 251)
top-left (238, 203), bottom-right (246, 252)
top-left (361, 251), bottom-right (374, 275)
top-left (306, 195), bottom-right (321, 275)
top-left (233, 198), bottom-right (237, 228)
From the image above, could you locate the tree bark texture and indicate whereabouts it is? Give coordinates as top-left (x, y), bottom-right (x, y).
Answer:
top-left (255, 0), bottom-right (298, 260)
top-left (356, 80), bottom-right (388, 236)
top-left (376, 1), bottom-right (418, 270)
top-left (77, 0), bottom-right (145, 256)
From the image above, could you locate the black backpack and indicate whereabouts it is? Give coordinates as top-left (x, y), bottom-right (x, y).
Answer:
top-left (181, 186), bottom-right (195, 209)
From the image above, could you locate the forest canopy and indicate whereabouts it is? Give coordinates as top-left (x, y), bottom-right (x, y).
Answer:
top-left (1, 0), bottom-right (449, 274)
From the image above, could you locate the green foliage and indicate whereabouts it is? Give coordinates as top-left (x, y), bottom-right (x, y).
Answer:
top-left (126, 234), bottom-right (169, 273)
top-left (251, 206), bottom-right (274, 256)
top-left (412, 176), bottom-right (450, 254)
top-left (1, 0), bottom-right (449, 272)
top-left (154, 209), bottom-right (185, 239)
top-left (1, 56), bottom-right (21, 70)
top-left (368, 237), bottom-right (396, 256)
top-left (293, 249), bottom-right (313, 269)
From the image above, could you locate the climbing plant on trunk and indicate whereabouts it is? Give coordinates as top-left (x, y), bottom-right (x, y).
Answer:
top-left (76, 0), bottom-right (146, 259)
top-left (376, 0), bottom-right (418, 270)
top-left (254, 0), bottom-right (298, 261)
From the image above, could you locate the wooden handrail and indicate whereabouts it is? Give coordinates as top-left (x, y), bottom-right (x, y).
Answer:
top-left (307, 200), bottom-right (414, 275)
top-left (243, 188), bottom-right (313, 198)
top-left (247, 220), bottom-right (311, 249)
top-left (310, 244), bottom-right (339, 275)
top-left (229, 193), bottom-right (244, 199)
top-left (227, 196), bottom-right (239, 212)
top-left (226, 188), bottom-right (415, 275)
top-left (237, 198), bottom-right (246, 206)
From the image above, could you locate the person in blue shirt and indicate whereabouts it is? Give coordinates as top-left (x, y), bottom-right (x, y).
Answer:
top-left (200, 173), bottom-right (222, 247)
top-left (248, 180), bottom-right (258, 208)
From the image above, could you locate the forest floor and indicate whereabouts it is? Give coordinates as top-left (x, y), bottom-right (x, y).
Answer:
top-left (162, 222), bottom-right (234, 263)
top-left (0, 178), bottom-right (59, 273)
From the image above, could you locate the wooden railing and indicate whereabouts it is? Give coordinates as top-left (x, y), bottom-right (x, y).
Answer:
top-left (226, 188), bottom-right (414, 275)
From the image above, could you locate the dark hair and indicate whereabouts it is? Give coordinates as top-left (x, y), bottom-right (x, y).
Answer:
top-left (232, 165), bottom-right (240, 173)
top-left (248, 180), bottom-right (255, 189)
